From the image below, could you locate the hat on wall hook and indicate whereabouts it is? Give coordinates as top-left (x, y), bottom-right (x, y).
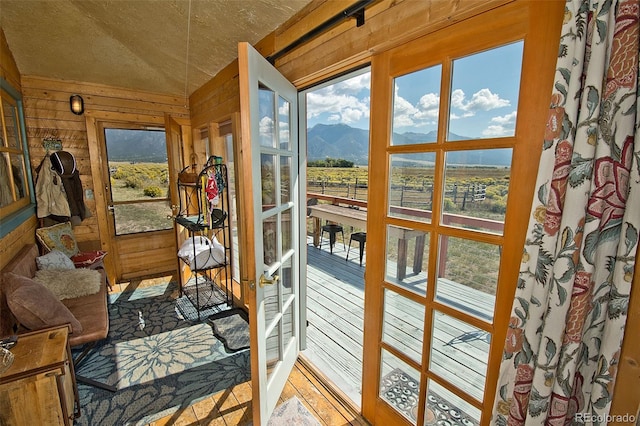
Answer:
top-left (69, 94), bottom-right (84, 115)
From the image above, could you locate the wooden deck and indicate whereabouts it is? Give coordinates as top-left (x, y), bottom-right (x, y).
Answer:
top-left (303, 236), bottom-right (493, 416)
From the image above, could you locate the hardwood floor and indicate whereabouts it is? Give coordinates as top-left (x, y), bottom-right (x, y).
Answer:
top-left (109, 275), bottom-right (367, 426)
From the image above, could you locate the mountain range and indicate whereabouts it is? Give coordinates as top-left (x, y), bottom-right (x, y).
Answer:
top-left (307, 123), bottom-right (512, 166)
top-left (104, 123), bottom-right (511, 167)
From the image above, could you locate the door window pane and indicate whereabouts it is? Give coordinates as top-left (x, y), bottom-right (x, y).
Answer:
top-left (385, 225), bottom-right (429, 294)
top-left (448, 41), bottom-right (523, 140)
top-left (259, 86), bottom-right (277, 148)
top-left (391, 65), bottom-right (442, 145)
top-left (2, 97), bottom-right (21, 149)
top-left (278, 96), bottom-right (291, 150)
top-left (263, 215), bottom-right (277, 267)
top-left (389, 153), bottom-right (435, 222)
top-left (281, 208), bottom-right (292, 254)
top-left (261, 153), bottom-right (277, 211)
top-left (379, 349), bottom-right (421, 425)
top-left (424, 379), bottom-right (481, 426)
top-left (280, 155), bottom-right (291, 204)
top-left (436, 236), bottom-right (498, 321)
top-left (382, 288), bottom-right (424, 364)
top-left (9, 153), bottom-right (27, 202)
top-left (105, 129), bottom-right (172, 235)
top-left (430, 310), bottom-right (490, 401)
top-left (442, 149), bottom-right (511, 235)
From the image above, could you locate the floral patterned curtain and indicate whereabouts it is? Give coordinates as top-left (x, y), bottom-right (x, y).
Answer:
top-left (492, 1), bottom-right (639, 425)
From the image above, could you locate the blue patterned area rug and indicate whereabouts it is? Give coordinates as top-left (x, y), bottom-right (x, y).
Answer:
top-left (73, 282), bottom-right (250, 425)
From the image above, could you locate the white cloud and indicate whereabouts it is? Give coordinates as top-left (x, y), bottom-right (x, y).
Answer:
top-left (482, 125), bottom-right (509, 136)
top-left (490, 111), bottom-right (517, 125)
top-left (306, 92), bottom-right (369, 124)
top-left (482, 111), bottom-right (517, 136)
top-left (259, 116), bottom-right (273, 135)
top-left (451, 89), bottom-right (466, 110)
top-left (393, 87), bottom-right (441, 128)
top-left (451, 88), bottom-right (510, 113)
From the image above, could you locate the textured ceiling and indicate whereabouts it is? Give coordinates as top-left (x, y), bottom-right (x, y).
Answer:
top-left (0, 0), bottom-right (312, 96)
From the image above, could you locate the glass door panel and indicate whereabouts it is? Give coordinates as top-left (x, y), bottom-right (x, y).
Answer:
top-left (238, 41), bottom-right (300, 423)
top-left (369, 27), bottom-right (529, 425)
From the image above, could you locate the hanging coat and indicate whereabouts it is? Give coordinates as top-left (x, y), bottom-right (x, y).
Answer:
top-left (61, 170), bottom-right (90, 223)
top-left (35, 154), bottom-right (71, 218)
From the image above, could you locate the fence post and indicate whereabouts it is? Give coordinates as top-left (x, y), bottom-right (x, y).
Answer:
top-left (354, 178), bottom-right (358, 199)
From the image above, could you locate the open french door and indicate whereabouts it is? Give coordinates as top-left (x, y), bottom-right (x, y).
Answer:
top-left (237, 42), bottom-right (303, 425)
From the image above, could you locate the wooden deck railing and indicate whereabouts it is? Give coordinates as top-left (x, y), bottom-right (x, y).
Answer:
top-left (307, 191), bottom-right (505, 279)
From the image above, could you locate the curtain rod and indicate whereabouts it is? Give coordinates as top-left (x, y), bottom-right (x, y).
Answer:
top-left (266, 0), bottom-right (375, 64)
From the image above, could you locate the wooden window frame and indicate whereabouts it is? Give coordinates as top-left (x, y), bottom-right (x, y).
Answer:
top-left (0, 78), bottom-right (35, 238)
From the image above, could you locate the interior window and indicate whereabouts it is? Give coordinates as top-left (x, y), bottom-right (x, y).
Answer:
top-left (0, 83), bottom-right (33, 233)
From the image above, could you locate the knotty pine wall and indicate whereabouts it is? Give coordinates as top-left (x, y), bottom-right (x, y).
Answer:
top-left (20, 76), bottom-right (189, 278)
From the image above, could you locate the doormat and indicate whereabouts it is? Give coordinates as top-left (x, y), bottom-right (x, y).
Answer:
top-left (208, 308), bottom-right (250, 353)
top-left (380, 368), bottom-right (479, 425)
top-left (268, 396), bottom-right (321, 426)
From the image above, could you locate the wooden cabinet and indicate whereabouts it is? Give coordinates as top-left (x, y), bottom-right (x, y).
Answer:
top-left (0, 326), bottom-right (79, 425)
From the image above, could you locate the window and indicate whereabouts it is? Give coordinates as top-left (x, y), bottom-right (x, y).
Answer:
top-left (104, 127), bottom-right (172, 235)
top-left (0, 80), bottom-right (34, 237)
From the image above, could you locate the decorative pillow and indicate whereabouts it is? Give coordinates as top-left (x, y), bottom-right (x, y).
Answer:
top-left (36, 249), bottom-right (76, 270)
top-left (71, 250), bottom-right (107, 268)
top-left (34, 269), bottom-right (102, 300)
top-left (35, 222), bottom-right (79, 258)
top-left (4, 272), bottom-right (83, 335)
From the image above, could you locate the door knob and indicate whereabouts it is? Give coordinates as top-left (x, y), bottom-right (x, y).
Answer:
top-left (259, 274), bottom-right (279, 288)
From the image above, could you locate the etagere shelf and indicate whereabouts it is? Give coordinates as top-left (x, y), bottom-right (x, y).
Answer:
top-left (175, 158), bottom-right (233, 320)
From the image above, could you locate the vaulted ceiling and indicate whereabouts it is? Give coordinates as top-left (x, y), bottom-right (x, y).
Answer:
top-left (0, 0), bottom-right (312, 97)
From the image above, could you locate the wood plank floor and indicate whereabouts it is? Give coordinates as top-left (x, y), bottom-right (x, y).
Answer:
top-left (110, 275), bottom-right (366, 426)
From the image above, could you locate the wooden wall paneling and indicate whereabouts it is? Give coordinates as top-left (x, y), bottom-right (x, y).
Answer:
top-left (273, 0), bottom-right (513, 88)
top-left (0, 216), bottom-right (37, 271)
top-left (20, 76), bottom-right (188, 281)
top-left (0, 29), bottom-right (21, 90)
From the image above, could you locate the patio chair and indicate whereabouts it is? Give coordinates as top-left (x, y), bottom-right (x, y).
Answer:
top-left (346, 232), bottom-right (366, 266)
top-left (320, 223), bottom-right (345, 254)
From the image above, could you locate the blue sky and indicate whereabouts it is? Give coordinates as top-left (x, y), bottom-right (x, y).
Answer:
top-left (306, 41), bottom-right (524, 139)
